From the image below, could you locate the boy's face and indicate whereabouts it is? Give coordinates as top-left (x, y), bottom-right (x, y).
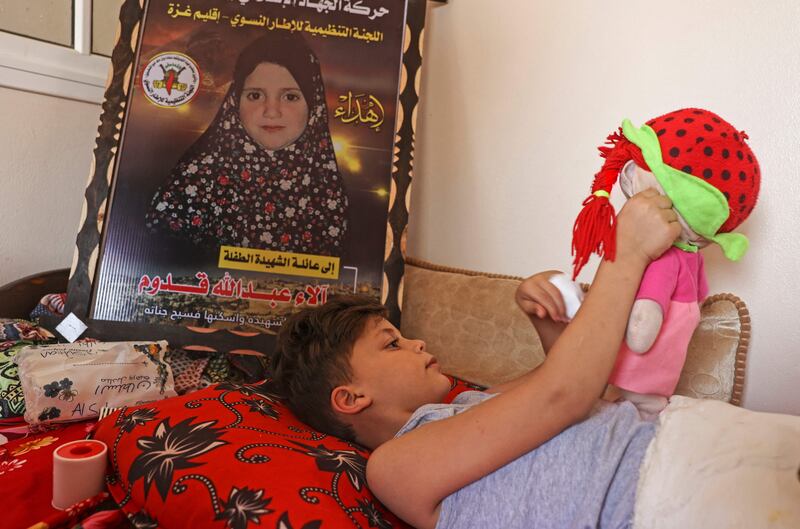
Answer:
top-left (348, 317), bottom-right (451, 414)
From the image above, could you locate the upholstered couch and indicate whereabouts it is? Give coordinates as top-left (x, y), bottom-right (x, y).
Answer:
top-left (0, 259), bottom-right (752, 528)
top-left (0, 260), bottom-right (751, 407)
top-left (401, 257), bottom-right (750, 405)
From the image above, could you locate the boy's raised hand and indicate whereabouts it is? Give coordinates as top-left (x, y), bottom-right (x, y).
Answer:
top-left (616, 188), bottom-right (681, 265)
top-left (515, 270), bottom-right (569, 323)
top-left (515, 189), bottom-right (677, 332)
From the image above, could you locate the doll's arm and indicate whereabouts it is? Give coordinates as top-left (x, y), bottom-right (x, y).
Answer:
top-left (624, 251), bottom-right (678, 353)
top-left (625, 299), bottom-right (663, 353)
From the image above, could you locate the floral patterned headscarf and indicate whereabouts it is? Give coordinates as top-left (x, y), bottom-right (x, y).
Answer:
top-left (146, 32), bottom-right (348, 257)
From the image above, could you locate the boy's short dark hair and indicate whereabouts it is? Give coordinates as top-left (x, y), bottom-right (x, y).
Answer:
top-left (271, 294), bottom-right (387, 441)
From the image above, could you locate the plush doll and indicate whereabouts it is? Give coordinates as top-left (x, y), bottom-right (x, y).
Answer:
top-left (570, 108), bottom-right (760, 415)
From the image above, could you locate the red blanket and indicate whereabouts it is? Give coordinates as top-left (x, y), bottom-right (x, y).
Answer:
top-left (0, 421), bottom-right (123, 529)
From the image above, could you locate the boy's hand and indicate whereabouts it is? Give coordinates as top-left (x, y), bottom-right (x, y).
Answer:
top-left (516, 270), bottom-right (569, 323)
top-left (616, 189), bottom-right (681, 265)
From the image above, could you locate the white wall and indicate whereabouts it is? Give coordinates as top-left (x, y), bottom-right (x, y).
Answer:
top-left (410, 0), bottom-right (800, 414)
top-left (0, 87), bottom-right (99, 284)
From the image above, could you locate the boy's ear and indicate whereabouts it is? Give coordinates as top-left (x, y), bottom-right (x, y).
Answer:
top-left (331, 385), bottom-right (372, 415)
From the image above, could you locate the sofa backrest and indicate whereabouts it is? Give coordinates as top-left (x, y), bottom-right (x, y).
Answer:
top-left (401, 258), bottom-right (749, 405)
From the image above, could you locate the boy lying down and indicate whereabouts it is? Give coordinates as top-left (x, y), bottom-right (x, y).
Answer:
top-left (271, 190), bottom-right (800, 529)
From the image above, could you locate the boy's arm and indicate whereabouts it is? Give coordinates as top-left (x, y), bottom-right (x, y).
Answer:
top-left (367, 190), bottom-right (680, 529)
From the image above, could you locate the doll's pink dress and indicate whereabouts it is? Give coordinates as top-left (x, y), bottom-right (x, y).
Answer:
top-left (608, 247), bottom-right (708, 396)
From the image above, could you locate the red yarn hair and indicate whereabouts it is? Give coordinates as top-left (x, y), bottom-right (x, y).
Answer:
top-left (571, 131), bottom-right (647, 279)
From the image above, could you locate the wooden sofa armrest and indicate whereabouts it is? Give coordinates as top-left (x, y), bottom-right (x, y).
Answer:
top-left (0, 269), bottom-right (70, 320)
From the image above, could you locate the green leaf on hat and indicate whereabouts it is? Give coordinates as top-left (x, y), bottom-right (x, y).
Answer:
top-left (707, 232), bottom-right (749, 261)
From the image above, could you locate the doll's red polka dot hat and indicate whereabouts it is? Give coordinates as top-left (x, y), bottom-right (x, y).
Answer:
top-left (571, 108), bottom-right (760, 279)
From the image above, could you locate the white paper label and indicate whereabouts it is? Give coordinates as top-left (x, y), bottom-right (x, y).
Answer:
top-left (55, 313), bottom-right (88, 343)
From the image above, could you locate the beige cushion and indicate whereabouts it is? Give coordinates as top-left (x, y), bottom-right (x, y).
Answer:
top-left (401, 258), bottom-right (748, 405)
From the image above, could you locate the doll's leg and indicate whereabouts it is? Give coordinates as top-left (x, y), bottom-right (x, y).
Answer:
top-left (618, 388), bottom-right (668, 419)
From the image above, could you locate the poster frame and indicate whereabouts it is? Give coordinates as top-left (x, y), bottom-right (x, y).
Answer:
top-left (57, 0), bottom-right (435, 355)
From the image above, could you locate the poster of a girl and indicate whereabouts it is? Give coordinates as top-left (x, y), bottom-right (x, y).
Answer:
top-left (146, 32), bottom-right (348, 257)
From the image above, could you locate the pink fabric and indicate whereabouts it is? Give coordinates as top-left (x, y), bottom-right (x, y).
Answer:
top-left (610, 301), bottom-right (700, 395)
top-left (609, 247), bottom-right (707, 396)
top-left (636, 247), bottom-right (707, 312)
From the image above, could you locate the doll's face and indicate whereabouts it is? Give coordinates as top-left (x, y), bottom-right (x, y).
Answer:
top-left (620, 161), bottom-right (709, 248)
top-left (239, 62), bottom-right (309, 151)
